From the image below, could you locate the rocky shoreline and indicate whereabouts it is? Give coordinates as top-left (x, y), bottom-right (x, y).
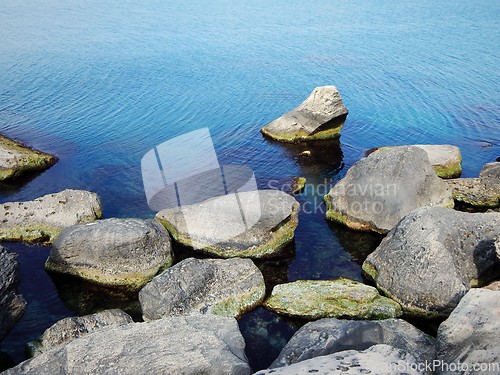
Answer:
top-left (1, 87), bottom-right (500, 374)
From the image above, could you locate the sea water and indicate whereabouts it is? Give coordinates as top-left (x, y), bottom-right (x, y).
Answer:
top-left (0, 0), bottom-right (499, 369)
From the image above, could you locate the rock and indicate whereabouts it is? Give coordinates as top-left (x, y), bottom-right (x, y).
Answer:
top-left (254, 344), bottom-right (426, 375)
top-left (300, 150), bottom-right (311, 156)
top-left (325, 146), bottom-right (454, 234)
top-left (436, 289), bottom-right (500, 375)
top-left (260, 86), bottom-right (348, 143)
top-left (4, 314), bottom-right (251, 375)
top-left (0, 246), bottom-right (27, 343)
top-left (290, 177), bottom-right (306, 194)
top-left (373, 144), bottom-right (462, 178)
top-left (483, 280), bottom-right (500, 291)
top-left (270, 318), bottom-right (435, 369)
top-left (262, 278), bottom-right (402, 320)
top-left (26, 309), bottom-right (133, 357)
top-left (0, 135), bottom-right (58, 181)
top-left (363, 206), bottom-right (500, 317)
top-left (139, 257), bottom-right (265, 320)
top-left (45, 218), bottom-right (173, 291)
top-left (156, 189), bottom-right (299, 259)
top-left (0, 189), bottom-right (102, 244)
top-left (479, 162), bottom-right (500, 181)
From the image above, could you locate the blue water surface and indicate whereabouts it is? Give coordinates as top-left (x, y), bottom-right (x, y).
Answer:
top-left (1, 0), bottom-right (499, 370)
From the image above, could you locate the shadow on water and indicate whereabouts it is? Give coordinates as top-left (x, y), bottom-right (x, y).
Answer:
top-left (0, 170), bottom-right (48, 197)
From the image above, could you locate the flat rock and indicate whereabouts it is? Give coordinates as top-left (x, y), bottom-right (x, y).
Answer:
top-left (254, 344), bottom-right (426, 375)
top-left (0, 189), bottom-right (102, 244)
top-left (270, 318), bottom-right (435, 369)
top-left (26, 309), bottom-right (133, 357)
top-left (325, 146), bottom-right (454, 234)
top-left (0, 135), bottom-right (57, 181)
top-left (262, 278), bottom-right (402, 320)
top-left (156, 190), bottom-right (299, 259)
top-left (260, 86), bottom-right (348, 143)
top-left (0, 245), bottom-right (27, 343)
top-left (45, 218), bottom-right (173, 291)
top-left (363, 206), bottom-right (500, 317)
top-left (139, 257), bottom-right (265, 320)
top-left (436, 289), bottom-right (500, 375)
top-left (4, 314), bottom-right (251, 375)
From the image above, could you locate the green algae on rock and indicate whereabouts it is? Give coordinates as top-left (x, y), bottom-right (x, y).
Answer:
top-left (291, 177), bottom-right (306, 195)
top-left (263, 278), bottom-right (402, 320)
top-left (0, 135), bottom-right (58, 181)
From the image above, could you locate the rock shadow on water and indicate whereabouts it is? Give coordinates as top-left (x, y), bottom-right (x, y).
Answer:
top-left (47, 273), bottom-right (142, 321)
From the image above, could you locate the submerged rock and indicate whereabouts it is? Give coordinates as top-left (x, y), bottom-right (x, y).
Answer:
top-left (26, 309), bottom-right (133, 357)
top-left (4, 314), bottom-right (251, 375)
top-left (0, 135), bottom-right (58, 181)
top-left (263, 278), bottom-right (402, 320)
top-left (436, 289), bottom-right (500, 375)
top-left (363, 206), bottom-right (500, 317)
top-left (0, 189), bottom-right (102, 244)
top-left (254, 344), bottom-right (425, 375)
top-left (156, 190), bottom-right (299, 259)
top-left (139, 257), bottom-right (265, 320)
top-left (0, 246), bottom-right (27, 343)
top-left (290, 177), bottom-right (306, 194)
top-left (270, 318), bottom-right (435, 369)
top-left (260, 86), bottom-right (348, 143)
top-left (45, 218), bottom-right (173, 291)
top-left (325, 146), bottom-right (454, 234)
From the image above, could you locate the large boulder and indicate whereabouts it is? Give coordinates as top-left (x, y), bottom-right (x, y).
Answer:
top-left (0, 135), bottom-right (57, 181)
top-left (0, 189), bottom-right (102, 244)
top-left (373, 144), bottom-right (462, 178)
top-left (260, 86), bottom-right (348, 143)
top-left (270, 318), bottom-right (435, 369)
top-left (325, 146), bottom-right (454, 234)
top-left (4, 314), bottom-right (251, 375)
top-left (139, 257), bottom-right (265, 320)
top-left (262, 278), bottom-right (402, 320)
top-left (0, 246), bottom-right (27, 343)
top-left (45, 218), bottom-right (173, 291)
top-left (254, 344), bottom-right (426, 375)
top-left (26, 309), bottom-right (133, 357)
top-left (363, 206), bottom-right (500, 317)
top-left (436, 289), bottom-right (500, 375)
top-left (156, 190), bottom-right (299, 259)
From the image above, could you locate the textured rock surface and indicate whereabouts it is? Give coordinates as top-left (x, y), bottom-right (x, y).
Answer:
top-left (156, 190), bottom-right (299, 259)
top-left (363, 206), bottom-right (500, 317)
top-left (0, 135), bottom-right (58, 181)
top-left (483, 280), bottom-right (500, 291)
top-left (139, 257), bottom-right (265, 320)
top-left (270, 318), bottom-right (435, 368)
top-left (436, 289), bottom-right (500, 375)
top-left (374, 144), bottom-right (462, 178)
top-left (0, 189), bottom-right (102, 244)
top-left (325, 146), bottom-right (454, 234)
top-left (0, 246), bottom-right (27, 343)
top-left (45, 218), bottom-right (173, 291)
top-left (479, 162), bottom-right (500, 181)
top-left (254, 344), bottom-right (425, 375)
top-left (4, 314), bottom-right (251, 375)
top-left (260, 86), bottom-right (348, 143)
top-left (26, 309), bottom-right (133, 357)
top-left (263, 278), bottom-right (402, 320)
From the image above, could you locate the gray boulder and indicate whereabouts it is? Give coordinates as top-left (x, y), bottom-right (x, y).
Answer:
top-left (436, 289), bottom-right (500, 375)
top-left (1, 189), bottom-right (102, 244)
top-left (270, 318), bottom-right (435, 369)
top-left (4, 314), bottom-right (251, 375)
top-left (325, 146), bottom-right (454, 234)
top-left (254, 344), bottom-right (426, 375)
top-left (139, 257), bottom-right (265, 320)
top-left (479, 161), bottom-right (500, 181)
top-left (156, 190), bottom-right (299, 259)
top-left (262, 278), bottom-right (402, 320)
top-left (0, 246), bottom-right (27, 343)
top-left (260, 86), bottom-right (348, 143)
top-left (0, 135), bottom-right (57, 181)
top-left (45, 218), bottom-right (173, 291)
top-left (363, 207), bottom-right (500, 317)
top-left (26, 309), bottom-right (133, 357)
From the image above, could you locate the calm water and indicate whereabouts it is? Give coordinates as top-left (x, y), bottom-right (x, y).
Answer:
top-left (1, 0), bottom-right (499, 370)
